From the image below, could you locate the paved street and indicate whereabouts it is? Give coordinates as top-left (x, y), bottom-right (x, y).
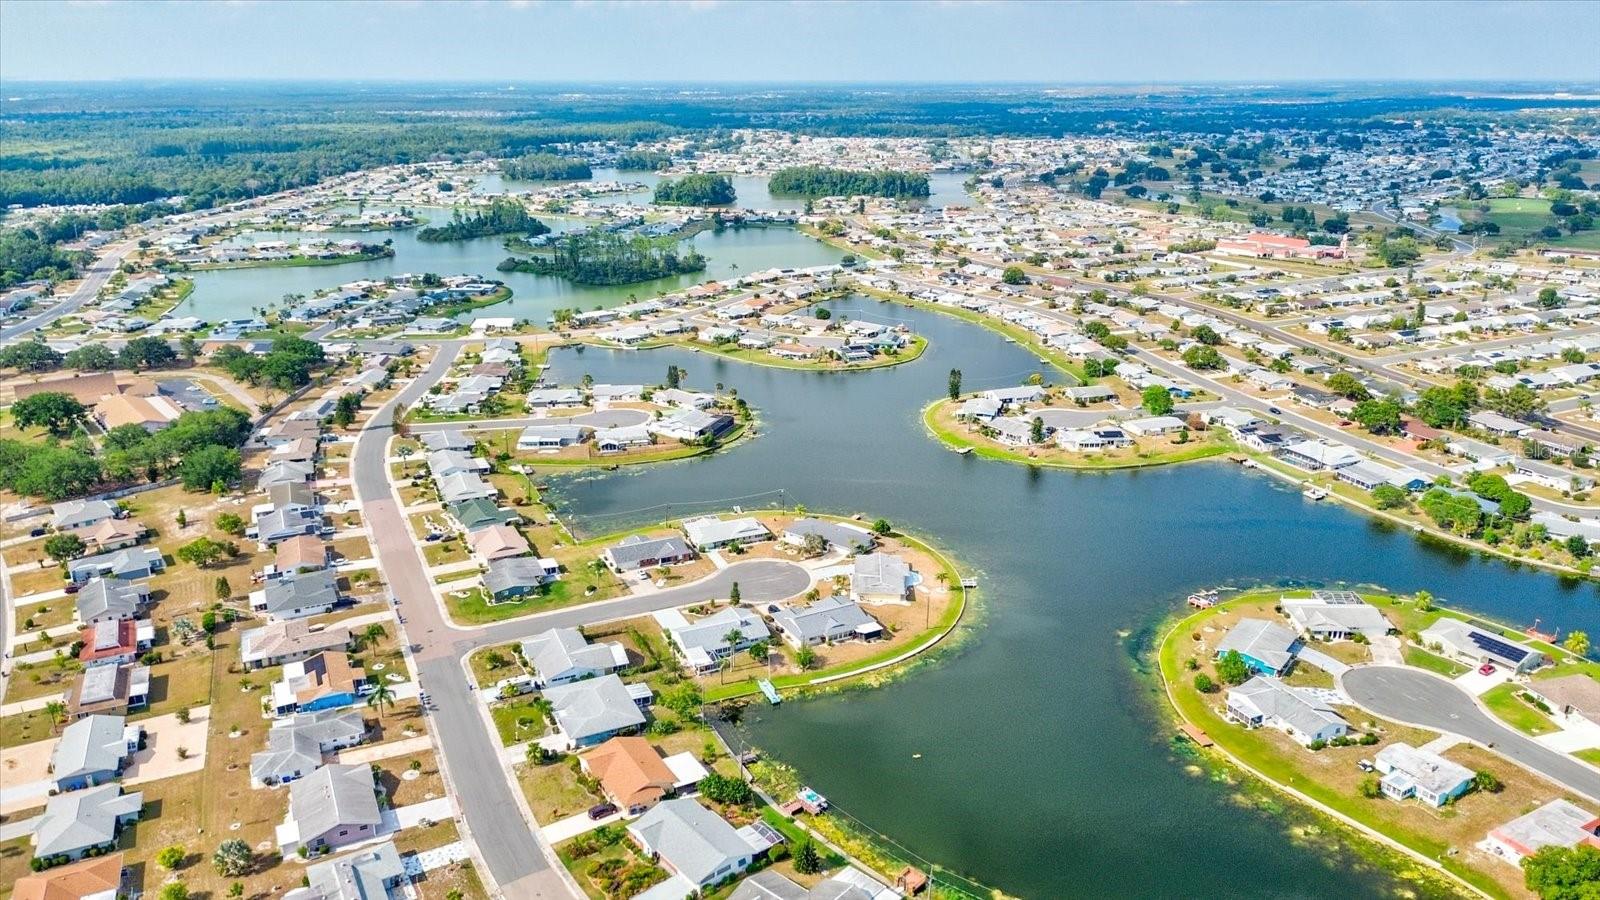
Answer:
top-left (1340, 665), bottom-right (1600, 804)
top-left (352, 342), bottom-right (811, 899)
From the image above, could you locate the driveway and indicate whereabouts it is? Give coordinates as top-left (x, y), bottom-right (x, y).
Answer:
top-left (1340, 666), bottom-right (1600, 804)
top-left (1295, 646), bottom-right (1350, 678)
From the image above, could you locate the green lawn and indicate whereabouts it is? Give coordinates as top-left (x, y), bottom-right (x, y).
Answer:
top-left (922, 399), bottom-right (1235, 471)
top-left (488, 696), bottom-right (549, 746)
top-left (1575, 748), bottom-right (1600, 767)
top-left (1402, 646), bottom-right (1467, 678)
top-left (1479, 683), bottom-right (1557, 736)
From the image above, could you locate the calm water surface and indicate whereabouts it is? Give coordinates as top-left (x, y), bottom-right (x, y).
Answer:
top-left (538, 297), bottom-right (1600, 899)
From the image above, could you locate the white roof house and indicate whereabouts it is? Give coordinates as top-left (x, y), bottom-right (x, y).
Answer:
top-left (520, 627), bottom-right (629, 687)
top-left (1420, 617), bottom-right (1546, 674)
top-left (543, 674), bottom-right (648, 749)
top-left (1280, 591), bottom-right (1391, 640)
top-left (1374, 742), bottom-right (1474, 807)
top-left (1225, 676), bottom-right (1348, 746)
top-left (1484, 800), bottom-right (1600, 864)
top-left (627, 798), bottom-right (758, 887)
top-left (681, 516), bottom-right (771, 551)
top-left (661, 607), bottom-right (771, 673)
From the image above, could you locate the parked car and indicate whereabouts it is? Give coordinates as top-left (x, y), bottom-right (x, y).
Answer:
top-left (1478, 663), bottom-right (1496, 676)
top-left (28, 527), bottom-right (46, 537)
top-left (588, 803), bottom-right (617, 820)
top-left (64, 583), bottom-right (81, 594)
top-left (1357, 759), bottom-right (1375, 773)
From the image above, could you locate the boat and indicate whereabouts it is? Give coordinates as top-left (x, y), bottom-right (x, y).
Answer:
top-left (1302, 486), bottom-right (1329, 500)
top-left (1186, 589), bottom-right (1219, 609)
top-left (960, 576), bottom-right (978, 588)
top-left (758, 679), bottom-right (781, 705)
top-left (956, 446), bottom-right (973, 455)
top-left (796, 786), bottom-right (830, 814)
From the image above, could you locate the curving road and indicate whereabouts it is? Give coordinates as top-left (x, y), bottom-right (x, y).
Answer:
top-left (1340, 665), bottom-right (1600, 804)
top-left (352, 343), bottom-right (807, 899)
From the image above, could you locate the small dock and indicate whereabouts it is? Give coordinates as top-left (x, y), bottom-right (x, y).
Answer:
top-left (960, 577), bottom-right (978, 589)
top-left (1180, 723), bottom-right (1214, 747)
top-left (758, 679), bottom-right (781, 705)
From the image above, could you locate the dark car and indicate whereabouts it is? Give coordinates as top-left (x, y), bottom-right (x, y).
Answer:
top-left (64, 582), bottom-right (82, 594)
top-left (29, 527), bottom-right (46, 537)
top-left (588, 803), bottom-right (618, 821)
top-left (1268, 407), bottom-right (1282, 416)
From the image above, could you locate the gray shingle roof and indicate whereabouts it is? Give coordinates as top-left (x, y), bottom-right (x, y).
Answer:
top-left (627, 798), bottom-right (752, 885)
top-left (50, 715), bottom-right (132, 784)
top-left (251, 710), bottom-right (366, 786)
top-left (75, 578), bottom-right (148, 623)
top-left (543, 674), bottom-right (646, 744)
top-left (287, 763), bottom-right (382, 846)
top-left (261, 570), bottom-right (340, 617)
top-left (33, 784), bottom-right (143, 858)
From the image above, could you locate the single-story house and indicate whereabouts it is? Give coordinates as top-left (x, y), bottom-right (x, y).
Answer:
top-left (681, 516), bottom-right (771, 551)
top-left (781, 518), bottom-right (875, 554)
top-left (1225, 676), bottom-right (1348, 746)
top-left (628, 798), bottom-right (761, 889)
top-left (290, 842), bottom-right (407, 900)
top-left (662, 607), bottom-right (771, 674)
top-left (51, 499), bottom-right (118, 532)
top-left (1525, 675), bottom-right (1600, 729)
top-left (771, 596), bottom-right (883, 648)
top-left (517, 424), bottom-right (589, 450)
top-left (1419, 618), bottom-right (1546, 674)
top-left (270, 651), bottom-right (367, 717)
top-left (544, 674), bottom-right (649, 749)
top-left (67, 663), bottom-right (150, 719)
top-left (1280, 591), bottom-right (1391, 641)
top-left (1483, 800), bottom-right (1600, 864)
top-left (602, 534), bottom-right (697, 573)
top-left (32, 785), bottom-right (143, 861)
top-left (251, 710), bottom-right (367, 787)
top-left (466, 523), bottom-right (530, 562)
top-left (77, 619), bottom-right (153, 668)
top-left (12, 853), bottom-right (126, 900)
top-left (484, 556), bottom-right (562, 602)
top-left (850, 553), bottom-right (915, 604)
top-left (241, 620), bottom-right (352, 671)
top-left (67, 547), bottom-right (164, 584)
top-left (253, 570), bottom-right (340, 621)
top-left (49, 714), bottom-right (140, 791)
top-left (1215, 618), bottom-right (1300, 676)
top-left (278, 763), bottom-right (383, 854)
top-left (74, 579), bottom-right (149, 626)
top-left (521, 627), bottom-right (629, 687)
top-left (582, 736), bottom-right (678, 814)
top-left (1374, 742), bottom-right (1474, 808)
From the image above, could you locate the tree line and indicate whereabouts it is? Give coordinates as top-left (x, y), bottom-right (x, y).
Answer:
top-left (211, 335), bottom-right (326, 391)
top-left (0, 405), bottom-right (251, 501)
top-left (767, 166), bottom-right (930, 198)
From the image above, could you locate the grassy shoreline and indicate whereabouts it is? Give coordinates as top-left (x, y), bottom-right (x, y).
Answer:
top-left (921, 397), bottom-right (1236, 470)
top-left (1150, 589), bottom-right (1599, 900)
top-left (188, 248), bottom-right (394, 270)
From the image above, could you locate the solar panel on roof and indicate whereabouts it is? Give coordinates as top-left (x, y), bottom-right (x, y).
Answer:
top-left (1469, 630), bottom-right (1530, 663)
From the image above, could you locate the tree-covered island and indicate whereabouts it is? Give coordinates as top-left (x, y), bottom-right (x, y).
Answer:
top-left (498, 228), bottom-right (706, 285)
top-left (417, 198), bottom-right (551, 242)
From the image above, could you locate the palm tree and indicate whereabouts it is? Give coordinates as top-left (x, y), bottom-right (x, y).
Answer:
top-left (366, 682), bottom-right (395, 719)
top-left (361, 623), bottom-right (387, 651)
top-left (43, 700), bottom-right (66, 735)
top-left (396, 444), bottom-right (414, 474)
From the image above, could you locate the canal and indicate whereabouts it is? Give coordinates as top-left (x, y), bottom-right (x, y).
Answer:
top-left (537, 295), bottom-right (1600, 899)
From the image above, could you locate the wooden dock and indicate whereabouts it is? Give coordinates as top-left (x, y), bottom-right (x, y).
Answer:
top-left (1180, 723), bottom-right (1214, 747)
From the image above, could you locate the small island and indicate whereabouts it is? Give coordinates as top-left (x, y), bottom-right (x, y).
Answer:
top-left (500, 152), bottom-right (592, 181)
top-left (498, 229), bottom-right (706, 285)
top-left (653, 173), bottom-right (736, 206)
top-left (418, 198), bottom-right (551, 242)
top-left (768, 166), bottom-right (930, 198)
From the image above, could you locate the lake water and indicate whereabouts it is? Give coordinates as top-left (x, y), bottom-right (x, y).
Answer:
top-left (477, 167), bottom-right (975, 212)
top-left (177, 170), bottom-right (969, 325)
top-left (537, 296), bottom-right (1600, 899)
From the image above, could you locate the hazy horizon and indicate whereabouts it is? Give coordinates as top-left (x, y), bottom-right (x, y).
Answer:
top-left (3, 0), bottom-right (1599, 84)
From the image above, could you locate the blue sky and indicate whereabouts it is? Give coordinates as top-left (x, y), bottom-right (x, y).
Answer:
top-left (2, 0), bottom-right (1597, 84)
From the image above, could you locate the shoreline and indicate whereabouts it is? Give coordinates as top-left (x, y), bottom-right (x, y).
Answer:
top-left (920, 396), bottom-right (1237, 471)
top-left (1149, 594), bottom-right (1495, 899)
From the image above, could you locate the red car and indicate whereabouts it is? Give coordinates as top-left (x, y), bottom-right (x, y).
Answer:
top-left (1478, 663), bottom-right (1496, 676)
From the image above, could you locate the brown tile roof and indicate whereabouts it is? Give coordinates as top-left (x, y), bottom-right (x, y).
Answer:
top-left (13, 852), bottom-right (124, 900)
top-left (276, 535), bottom-right (329, 572)
top-left (582, 736), bottom-right (674, 810)
top-left (467, 524), bottom-right (530, 562)
top-left (10, 372), bottom-right (119, 405)
top-left (295, 651), bottom-right (365, 705)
